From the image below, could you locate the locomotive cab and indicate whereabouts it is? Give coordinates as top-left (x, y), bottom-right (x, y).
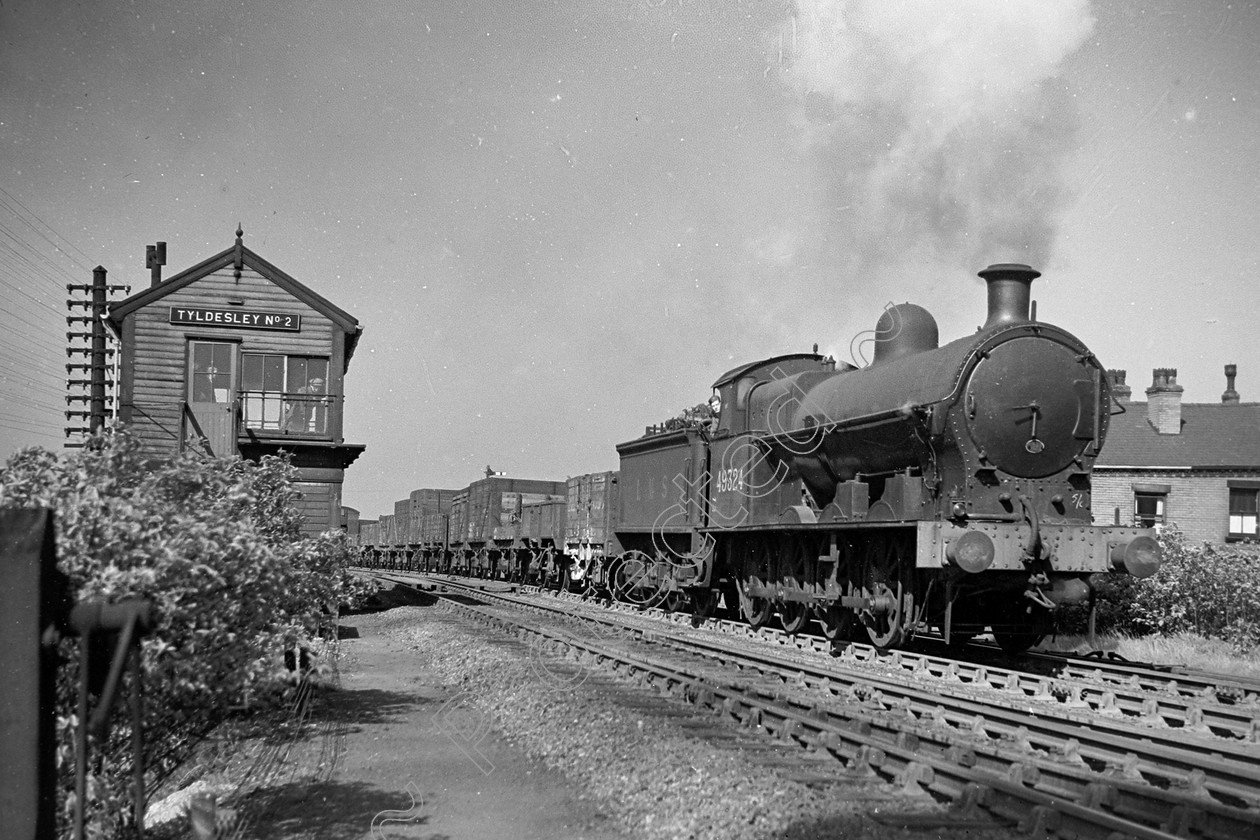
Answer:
top-left (709, 353), bottom-right (840, 438)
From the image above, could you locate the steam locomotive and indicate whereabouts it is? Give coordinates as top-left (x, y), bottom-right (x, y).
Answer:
top-left (359, 264), bottom-right (1161, 652)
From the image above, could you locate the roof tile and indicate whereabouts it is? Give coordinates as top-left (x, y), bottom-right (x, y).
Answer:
top-left (1096, 402), bottom-right (1260, 468)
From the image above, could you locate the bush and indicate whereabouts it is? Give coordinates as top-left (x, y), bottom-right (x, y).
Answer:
top-left (1057, 527), bottom-right (1260, 652)
top-left (1127, 527), bottom-right (1260, 651)
top-left (0, 429), bottom-right (372, 839)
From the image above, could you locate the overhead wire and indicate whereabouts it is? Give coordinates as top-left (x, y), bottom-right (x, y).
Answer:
top-left (0, 222), bottom-right (87, 290)
top-left (0, 185), bottom-right (97, 274)
top-left (0, 189), bottom-right (121, 448)
top-left (0, 327), bottom-right (82, 373)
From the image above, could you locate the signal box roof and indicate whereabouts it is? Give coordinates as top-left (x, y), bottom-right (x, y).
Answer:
top-left (108, 232), bottom-right (362, 363)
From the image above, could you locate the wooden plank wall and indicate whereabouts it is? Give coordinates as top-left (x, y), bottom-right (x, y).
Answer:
top-left (295, 480), bottom-right (339, 536)
top-left (125, 267), bottom-right (336, 460)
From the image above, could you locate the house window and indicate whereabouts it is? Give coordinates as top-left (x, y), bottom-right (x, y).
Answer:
top-left (1228, 488), bottom-right (1259, 541)
top-left (1134, 492), bottom-right (1166, 528)
top-left (240, 354), bottom-right (329, 433)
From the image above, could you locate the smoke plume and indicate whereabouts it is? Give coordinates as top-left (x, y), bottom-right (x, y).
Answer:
top-left (776, 0), bottom-right (1094, 270)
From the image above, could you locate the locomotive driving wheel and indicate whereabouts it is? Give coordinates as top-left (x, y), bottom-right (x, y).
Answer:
top-left (815, 600), bottom-right (855, 641)
top-left (779, 602), bottom-right (810, 634)
top-left (736, 535), bottom-right (774, 629)
top-left (691, 588), bottom-right (719, 620)
top-left (779, 536), bottom-right (815, 634)
top-left (858, 534), bottom-right (916, 652)
top-left (737, 579), bottom-right (773, 628)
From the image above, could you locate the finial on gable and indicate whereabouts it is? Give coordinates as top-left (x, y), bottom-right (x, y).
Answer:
top-left (233, 223), bottom-right (244, 282)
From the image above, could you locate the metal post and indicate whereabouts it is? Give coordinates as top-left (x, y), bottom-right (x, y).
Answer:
top-left (68, 601), bottom-right (154, 840)
top-left (90, 267), bottom-right (108, 435)
top-left (130, 647), bottom-right (145, 837)
top-left (74, 634), bottom-right (89, 840)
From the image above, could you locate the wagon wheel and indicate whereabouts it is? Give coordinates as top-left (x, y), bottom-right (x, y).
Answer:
top-left (561, 561), bottom-right (586, 594)
top-left (663, 591), bottom-right (687, 613)
top-left (612, 550), bottom-right (665, 607)
top-left (539, 550), bottom-right (560, 589)
top-left (858, 535), bottom-right (915, 651)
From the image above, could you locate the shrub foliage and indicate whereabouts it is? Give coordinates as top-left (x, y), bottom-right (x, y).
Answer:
top-left (1127, 528), bottom-right (1260, 649)
top-left (0, 430), bottom-right (370, 839)
top-left (1059, 527), bottom-right (1260, 651)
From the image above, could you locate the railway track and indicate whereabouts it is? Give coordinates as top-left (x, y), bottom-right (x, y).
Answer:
top-left (964, 638), bottom-right (1260, 708)
top-left (619, 600), bottom-right (1260, 743)
top-left (367, 566), bottom-right (1260, 738)
top-left (364, 570), bottom-right (1260, 840)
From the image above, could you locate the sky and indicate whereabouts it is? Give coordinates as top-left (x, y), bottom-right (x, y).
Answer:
top-left (1, 0), bottom-right (1258, 521)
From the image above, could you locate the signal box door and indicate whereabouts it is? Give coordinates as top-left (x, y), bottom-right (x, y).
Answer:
top-left (186, 340), bottom-right (237, 456)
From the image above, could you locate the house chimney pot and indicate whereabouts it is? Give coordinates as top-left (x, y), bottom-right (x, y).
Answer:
top-left (1222, 363), bottom-right (1240, 405)
top-left (1107, 369), bottom-right (1131, 404)
top-left (1146, 368), bottom-right (1183, 434)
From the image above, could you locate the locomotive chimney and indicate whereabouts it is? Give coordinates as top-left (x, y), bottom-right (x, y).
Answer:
top-left (1222, 364), bottom-right (1240, 405)
top-left (978, 263), bottom-right (1039, 329)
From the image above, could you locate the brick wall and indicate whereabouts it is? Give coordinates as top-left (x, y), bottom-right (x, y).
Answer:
top-left (1092, 469), bottom-right (1237, 543)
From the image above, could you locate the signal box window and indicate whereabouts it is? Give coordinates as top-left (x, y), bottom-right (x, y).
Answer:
top-left (190, 342), bottom-right (234, 403)
top-left (241, 354), bottom-right (329, 434)
top-left (1229, 488), bottom-right (1259, 541)
top-left (1134, 492), bottom-right (1166, 528)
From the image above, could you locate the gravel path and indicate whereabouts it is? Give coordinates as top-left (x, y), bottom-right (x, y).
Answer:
top-left (148, 590), bottom-right (1014, 839)
top-left (386, 596), bottom-right (1013, 840)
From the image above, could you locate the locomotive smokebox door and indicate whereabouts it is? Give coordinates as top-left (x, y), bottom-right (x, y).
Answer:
top-left (964, 337), bottom-right (1100, 479)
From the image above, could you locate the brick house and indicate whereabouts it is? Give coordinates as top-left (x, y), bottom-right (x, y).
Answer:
top-left (1091, 366), bottom-right (1260, 545)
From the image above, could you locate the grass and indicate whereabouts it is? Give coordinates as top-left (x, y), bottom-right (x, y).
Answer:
top-left (1036, 632), bottom-right (1260, 680)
